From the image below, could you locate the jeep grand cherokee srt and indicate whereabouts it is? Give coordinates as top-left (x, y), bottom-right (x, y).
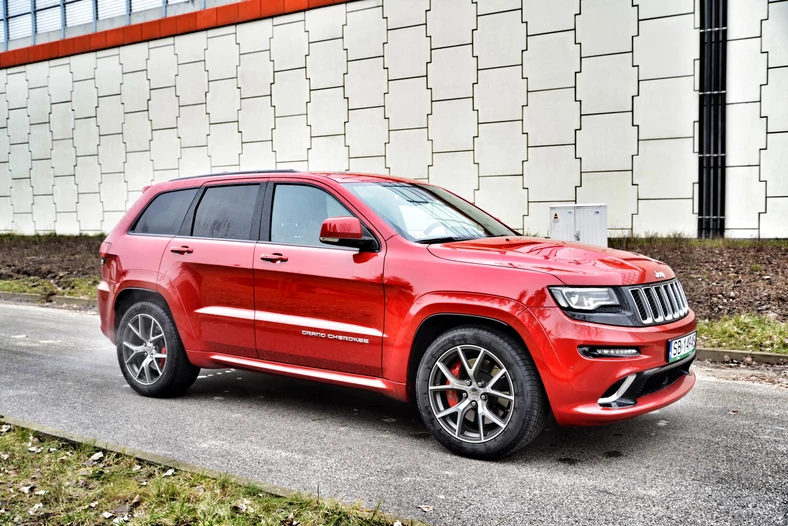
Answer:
top-left (98, 170), bottom-right (697, 458)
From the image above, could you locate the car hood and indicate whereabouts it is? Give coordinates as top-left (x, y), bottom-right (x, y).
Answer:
top-left (427, 237), bottom-right (675, 286)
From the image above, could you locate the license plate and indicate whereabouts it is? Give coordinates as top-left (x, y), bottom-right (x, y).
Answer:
top-left (668, 331), bottom-right (696, 362)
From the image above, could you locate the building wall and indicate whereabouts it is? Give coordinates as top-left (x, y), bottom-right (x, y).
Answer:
top-left (0, 0), bottom-right (786, 237)
top-left (724, 0), bottom-right (788, 238)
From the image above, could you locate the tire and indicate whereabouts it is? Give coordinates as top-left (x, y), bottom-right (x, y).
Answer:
top-left (415, 325), bottom-right (548, 459)
top-left (116, 301), bottom-right (199, 398)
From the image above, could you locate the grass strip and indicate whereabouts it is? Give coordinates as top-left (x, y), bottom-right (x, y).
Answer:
top-left (0, 424), bottom-right (409, 526)
top-left (699, 314), bottom-right (788, 355)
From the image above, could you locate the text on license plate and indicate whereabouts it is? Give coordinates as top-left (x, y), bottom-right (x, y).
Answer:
top-left (668, 331), bottom-right (696, 362)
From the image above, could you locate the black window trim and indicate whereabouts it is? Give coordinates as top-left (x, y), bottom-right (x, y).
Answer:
top-left (260, 180), bottom-right (382, 252)
top-left (177, 181), bottom-right (266, 242)
top-left (127, 187), bottom-right (202, 238)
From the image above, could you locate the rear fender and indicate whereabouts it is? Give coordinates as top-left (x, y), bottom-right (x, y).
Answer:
top-left (155, 274), bottom-right (200, 353)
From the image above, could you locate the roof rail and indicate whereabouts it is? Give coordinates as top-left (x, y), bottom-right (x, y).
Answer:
top-left (169, 169), bottom-right (299, 182)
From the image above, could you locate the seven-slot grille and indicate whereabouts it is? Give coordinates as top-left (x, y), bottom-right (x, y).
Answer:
top-left (628, 280), bottom-right (689, 325)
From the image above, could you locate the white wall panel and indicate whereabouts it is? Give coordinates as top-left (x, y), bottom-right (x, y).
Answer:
top-left (2, 0), bottom-right (785, 237)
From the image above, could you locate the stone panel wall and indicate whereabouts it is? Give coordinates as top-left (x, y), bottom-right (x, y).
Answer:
top-left (0, 0), bottom-right (785, 237)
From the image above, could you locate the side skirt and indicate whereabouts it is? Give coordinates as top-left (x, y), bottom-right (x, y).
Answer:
top-left (186, 351), bottom-right (409, 402)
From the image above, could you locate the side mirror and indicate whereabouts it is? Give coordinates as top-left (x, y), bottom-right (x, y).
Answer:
top-left (319, 217), bottom-right (378, 251)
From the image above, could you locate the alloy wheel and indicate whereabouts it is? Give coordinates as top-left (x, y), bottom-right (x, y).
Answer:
top-left (428, 344), bottom-right (515, 443)
top-left (121, 314), bottom-right (168, 386)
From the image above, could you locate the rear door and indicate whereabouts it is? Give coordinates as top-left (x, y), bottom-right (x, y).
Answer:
top-left (159, 181), bottom-right (264, 358)
top-left (253, 180), bottom-right (386, 376)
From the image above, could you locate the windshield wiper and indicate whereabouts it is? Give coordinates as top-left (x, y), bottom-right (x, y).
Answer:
top-left (415, 236), bottom-right (478, 244)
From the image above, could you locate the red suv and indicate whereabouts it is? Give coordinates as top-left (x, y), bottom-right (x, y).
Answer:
top-left (98, 171), bottom-right (696, 458)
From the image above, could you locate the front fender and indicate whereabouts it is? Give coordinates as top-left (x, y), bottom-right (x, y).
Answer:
top-left (382, 291), bottom-right (528, 384)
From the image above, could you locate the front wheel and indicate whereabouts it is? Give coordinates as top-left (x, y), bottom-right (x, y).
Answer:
top-left (116, 301), bottom-right (199, 397)
top-left (415, 326), bottom-right (548, 459)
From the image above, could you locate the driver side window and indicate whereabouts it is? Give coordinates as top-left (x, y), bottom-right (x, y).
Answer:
top-left (270, 184), bottom-right (352, 247)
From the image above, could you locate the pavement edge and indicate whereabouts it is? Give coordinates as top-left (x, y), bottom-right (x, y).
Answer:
top-left (0, 414), bottom-right (429, 526)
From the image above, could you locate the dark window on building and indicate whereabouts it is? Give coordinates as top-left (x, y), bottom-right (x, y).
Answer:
top-left (192, 185), bottom-right (259, 240)
top-left (698, 0), bottom-right (727, 238)
top-left (132, 188), bottom-right (198, 235)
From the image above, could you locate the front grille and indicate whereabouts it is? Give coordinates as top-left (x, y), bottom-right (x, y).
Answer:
top-left (628, 279), bottom-right (689, 325)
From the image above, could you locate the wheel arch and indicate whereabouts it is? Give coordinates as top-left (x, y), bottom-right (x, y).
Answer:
top-left (406, 314), bottom-right (532, 402)
top-left (113, 287), bottom-right (172, 338)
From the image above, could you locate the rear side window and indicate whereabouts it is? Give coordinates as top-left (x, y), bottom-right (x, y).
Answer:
top-left (192, 185), bottom-right (259, 240)
top-left (132, 188), bottom-right (198, 235)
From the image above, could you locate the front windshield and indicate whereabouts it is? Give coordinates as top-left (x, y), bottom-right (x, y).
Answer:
top-left (344, 182), bottom-right (518, 243)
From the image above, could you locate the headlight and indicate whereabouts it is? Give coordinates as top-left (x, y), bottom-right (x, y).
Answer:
top-left (549, 287), bottom-right (620, 311)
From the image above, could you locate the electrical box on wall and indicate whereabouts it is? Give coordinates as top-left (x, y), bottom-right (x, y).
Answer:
top-left (549, 204), bottom-right (608, 247)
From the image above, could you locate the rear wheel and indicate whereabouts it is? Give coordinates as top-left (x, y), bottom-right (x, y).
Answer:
top-left (116, 301), bottom-right (199, 397)
top-left (416, 325), bottom-right (548, 459)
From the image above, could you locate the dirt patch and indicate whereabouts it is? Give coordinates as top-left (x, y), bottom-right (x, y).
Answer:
top-left (610, 238), bottom-right (788, 322)
top-left (0, 235), bottom-right (102, 289)
top-left (1, 235), bottom-right (786, 322)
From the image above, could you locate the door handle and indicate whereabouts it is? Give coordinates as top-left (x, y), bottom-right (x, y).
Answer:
top-left (170, 246), bottom-right (194, 255)
top-left (260, 253), bottom-right (288, 263)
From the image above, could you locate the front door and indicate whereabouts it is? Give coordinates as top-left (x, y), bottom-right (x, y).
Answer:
top-left (253, 182), bottom-right (385, 376)
top-left (159, 182), bottom-right (263, 358)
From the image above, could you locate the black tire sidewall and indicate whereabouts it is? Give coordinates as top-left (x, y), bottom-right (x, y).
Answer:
top-left (116, 301), bottom-right (196, 398)
top-left (416, 326), bottom-right (545, 459)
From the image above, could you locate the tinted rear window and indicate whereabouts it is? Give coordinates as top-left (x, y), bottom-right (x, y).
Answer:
top-left (132, 188), bottom-right (198, 235)
top-left (192, 185), bottom-right (259, 240)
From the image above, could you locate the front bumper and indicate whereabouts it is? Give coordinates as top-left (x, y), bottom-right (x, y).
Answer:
top-left (523, 306), bottom-right (698, 427)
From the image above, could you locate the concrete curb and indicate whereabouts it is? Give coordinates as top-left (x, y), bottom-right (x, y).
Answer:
top-left (0, 414), bottom-right (427, 526)
top-left (0, 291), bottom-right (42, 302)
top-left (0, 291), bottom-right (96, 307)
top-left (696, 347), bottom-right (787, 365)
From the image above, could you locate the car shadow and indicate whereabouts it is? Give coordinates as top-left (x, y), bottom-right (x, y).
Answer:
top-left (184, 368), bottom-right (674, 462)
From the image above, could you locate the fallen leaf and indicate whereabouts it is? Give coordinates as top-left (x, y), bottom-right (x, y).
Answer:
top-left (194, 485), bottom-right (205, 495)
top-left (131, 465), bottom-right (141, 472)
top-left (89, 501), bottom-right (99, 508)
top-left (28, 447), bottom-right (43, 453)
top-left (0, 454), bottom-right (8, 461)
top-left (28, 503), bottom-right (43, 515)
top-left (89, 452), bottom-right (104, 462)
top-left (130, 495), bottom-right (141, 509)
top-left (0, 426), bottom-right (10, 434)
top-left (34, 490), bottom-right (46, 496)
top-left (21, 486), bottom-right (34, 494)
top-left (162, 468), bottom-right (174, 477)
top-left (102, 511), bottom-right (114, 519)
top-left (139, 481), bottom-right (147, 487)
top-left (113, 504), bottom-right (129, 515)
top-left (48, 448), bottom-right (57, 453)
top-left (417, 505), bottom-right (433, 513)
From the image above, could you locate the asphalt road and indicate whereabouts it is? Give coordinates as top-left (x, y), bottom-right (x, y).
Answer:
top-left (1, 302), bottom-right (786, 526)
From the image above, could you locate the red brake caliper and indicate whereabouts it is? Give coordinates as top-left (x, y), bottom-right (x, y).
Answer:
top-left (445, 360), bottom-right (463, 407)
top-left (159, 346), bottom-right (167, 369)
